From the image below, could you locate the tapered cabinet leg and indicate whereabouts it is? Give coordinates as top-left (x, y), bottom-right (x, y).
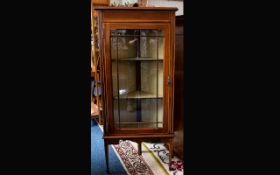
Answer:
top-left (168, 139), bottom-right (174, 170)
top-left (138, 142), bottom-right (142, 155)
top-left (104, 140), bottom-right (109, 173)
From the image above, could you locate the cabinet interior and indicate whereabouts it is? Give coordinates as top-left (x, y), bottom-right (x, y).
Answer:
top-left (111, 29), bottom-right (165, 129)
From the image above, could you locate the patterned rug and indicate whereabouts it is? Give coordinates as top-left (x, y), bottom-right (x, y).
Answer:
top-left (113, 140), bottom-right (154, 175)
top-left (97, 123), bottom-right (184, 174)
top-left (112, 140), bottom-right (184, 175)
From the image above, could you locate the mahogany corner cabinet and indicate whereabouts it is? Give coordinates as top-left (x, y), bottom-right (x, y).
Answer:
top-left (93, 6), bottom-right (178, 172)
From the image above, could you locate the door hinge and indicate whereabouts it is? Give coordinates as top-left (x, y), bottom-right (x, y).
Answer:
top-left (168, 75), bottom-right (172, 86)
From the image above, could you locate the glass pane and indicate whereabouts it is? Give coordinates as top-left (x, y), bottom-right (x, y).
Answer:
top-left (141, 99), bottom-right (163, 128)
top-left (140, 37), bottom-right (157, 59)
top-left (111, 29), bottom-right (164, 60)
top-left (158, 37), bottom-right (164, 60)
top-left (114, 99), bottom-right (163, 128)
top-left (112, 61), bottom-right (136, 98)
top-left (111, 36), bottom-right (137, 59)
top-left (141, 61), bottom-right (163, 97)
top-left (140, 30), bottom-right (163, 36)
top-left (111, 29), bottom-right (164, 129)
top-left (111, 29), bottom-right (139, 36)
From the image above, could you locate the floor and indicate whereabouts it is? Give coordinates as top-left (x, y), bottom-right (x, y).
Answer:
top-left (91, 119), bottom-right (184, 175)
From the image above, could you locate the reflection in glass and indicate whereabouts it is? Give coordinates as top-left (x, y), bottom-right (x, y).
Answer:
top-left (111, 37), bottom-right (137, 59)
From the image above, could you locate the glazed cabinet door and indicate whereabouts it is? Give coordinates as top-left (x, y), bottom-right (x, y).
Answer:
top-left (103, 23), bottom-right (172, 135)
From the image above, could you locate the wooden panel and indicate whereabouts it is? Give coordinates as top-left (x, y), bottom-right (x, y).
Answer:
top-left (92, 0), bottom-right (109, 6)
top-left (173, 15), bottom-right (184, 160)
top-left (175, 26), bottom-right (183, 35)
top-left (94, 7), bottom-right (178, 10)
top-left (102, 10), bottom-right (171, 23)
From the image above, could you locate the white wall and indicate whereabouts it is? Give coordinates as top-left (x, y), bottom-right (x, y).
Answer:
top-left (148, 0), bottom-right (183, 16)
top-left (110, 0), bottom-right (184, 16)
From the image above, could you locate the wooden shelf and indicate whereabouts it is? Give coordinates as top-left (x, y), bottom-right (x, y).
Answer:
top-left (110, 35), bottom-right (164, 37)
top-left (114, 90), bottom-right (163, 99)
top-left (112, 57), bottom-right (163, 61)
top-left (92, 7), bottom-right (102, 122)
top-left (93, 7), bottom-right (178, 11)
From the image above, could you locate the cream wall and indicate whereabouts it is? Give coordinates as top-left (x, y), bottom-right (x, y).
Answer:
top-left (147, 0), bottom-right (183, 16)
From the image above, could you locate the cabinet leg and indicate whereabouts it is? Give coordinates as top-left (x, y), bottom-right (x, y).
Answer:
top-left (104, 140), bottom-right (109, 173)
top-left (168, 139), bottom-right (174, 170)
top-left (138, 142), bottom-right (142, 155)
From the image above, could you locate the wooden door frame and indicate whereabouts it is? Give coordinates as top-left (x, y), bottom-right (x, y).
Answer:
top-left (103, 23), bottom-right (172, 135)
